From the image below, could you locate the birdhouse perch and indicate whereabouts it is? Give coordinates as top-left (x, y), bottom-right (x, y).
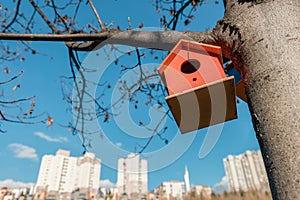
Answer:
top-left (158, 40), bottom-right (237, 133)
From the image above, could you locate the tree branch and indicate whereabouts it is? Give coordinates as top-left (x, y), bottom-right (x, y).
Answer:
top-left (0, 30), bottom-right (215, 51)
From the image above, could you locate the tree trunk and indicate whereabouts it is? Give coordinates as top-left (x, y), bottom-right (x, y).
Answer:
top-left (213, 0), bottom-right (300, 199)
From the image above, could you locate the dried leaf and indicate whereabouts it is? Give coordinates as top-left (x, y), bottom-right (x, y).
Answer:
top-left (170, 8), bottom-right (174, 16)
top-left (114, 59), bottom-right (119, 65)
top-left (184, 19), bottom-right (191, 25)
top-left (192, 0), bottom-right (201, 6)
top-left (104, 113), bottom-right (110, 123)
top-left (46, 116), bottom-right (54, 125)
top-left (150, 84), bottom-right (155, 89)
top-left (12, 84), bottom-right (20, 91)
top-left (4, 67), bottom-right (10, 74)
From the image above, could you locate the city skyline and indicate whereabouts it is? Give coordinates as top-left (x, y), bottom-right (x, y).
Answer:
top-left (0, 148), bottom-right (271, 200)
top-left (1, 148), bottom-right (213, 189)
top-left (1, 149), bottom-right (214, 199)
top-left (1, 148), bottom-right (216, 190)
top-left (1, 148), bottom-right (269, 193)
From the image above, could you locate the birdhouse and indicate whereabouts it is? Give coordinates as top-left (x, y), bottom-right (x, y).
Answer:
top-left (158, 40), bottom-right (237, 133)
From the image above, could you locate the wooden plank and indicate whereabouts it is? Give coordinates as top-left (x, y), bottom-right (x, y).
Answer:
top-left (236, 80), bottom-right (247, 102)
top-left (166, 76), bottom-right (237, 133)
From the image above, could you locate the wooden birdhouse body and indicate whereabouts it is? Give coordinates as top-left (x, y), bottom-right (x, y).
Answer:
top-left (158, 40), bottom-right (237, 133)
top-left (158, 41), bottom-right (226, 95)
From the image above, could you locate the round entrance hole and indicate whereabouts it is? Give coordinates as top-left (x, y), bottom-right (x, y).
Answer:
top-left (180, 59), bottom-right (200, 74)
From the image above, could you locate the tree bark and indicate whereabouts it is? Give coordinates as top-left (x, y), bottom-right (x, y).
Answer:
top-left (214, 0), bottom-right (300, 199)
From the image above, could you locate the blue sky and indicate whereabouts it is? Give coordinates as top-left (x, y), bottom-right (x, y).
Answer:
top-left (0, 0), bottom-right (260, 192)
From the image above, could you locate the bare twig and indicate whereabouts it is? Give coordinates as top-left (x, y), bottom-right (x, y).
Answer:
top-left (67, 47), bottom-right (87, 145)
top-left (29, 0), bottom-right (60, 33)
top-left (0, 96), bottom-right (35, 104)
top-left (168, 0), bottom-right (193, 30)
top-left (3, 0), bottom-right (22, 32)
top-left (138, 110), bottom-right (170, 154)
top-left (87, 0), bottom-right (105, 30)
top-left (0, 110), bottom-right (45, 124)
top-left (0, 70), bottom-right (24, 85)
top-left (51, 0), bottom-right (69, 32)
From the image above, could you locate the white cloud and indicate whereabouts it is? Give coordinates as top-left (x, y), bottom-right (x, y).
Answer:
top-left (99, 179), bottom-right (115, 188)
top-left (0, 179), bottom-right (35, 189)
top-left (115, 142), bottom-right (122, 147)
top-left (8, 143), bottom-right (38, 161)
top-left (34, 132), bottom-right (68, 143)
top-left (213, 176), bottom-right (230, 194)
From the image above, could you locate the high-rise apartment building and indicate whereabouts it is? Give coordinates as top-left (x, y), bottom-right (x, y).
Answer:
top-left (117, 154), bottom-right (148, 199)
top-left (223, 150), bottom-right (269, 192)
top-left (162, 181), bottom-right (185, 199)
top-left (35, 149), bottom-right (101, 194)
top-left (192, 185), bottom-right (212, 199)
